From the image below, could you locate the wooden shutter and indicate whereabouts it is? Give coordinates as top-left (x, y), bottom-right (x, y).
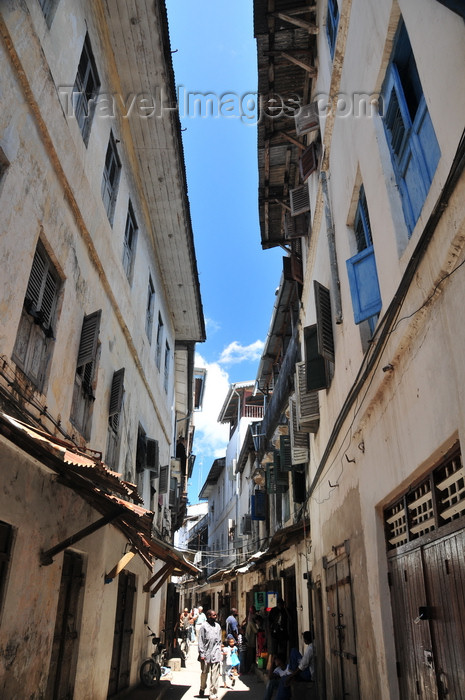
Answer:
top-left (280, 435), bottom-right (293, 471)
top-left (289, 397), bottom-right (309, 464)
top-left (296, 362), bottom-right (320, 433)
top-left (283, 255), bottom-right (303, 285)
top-left (299, 143), bottom-right (318, 181)
top-left (169, 476), bottom-right (177, 507)
top-left (295, 101), bottom-right (319, 136)
top-left (76, 310), bottom-right (101, 368)
top-left (25, 247), bottom-right (46, 309)
top-left (304, 325), bottom-right (329, 392)
top-left (136, 432), bottom-right (146, 472)
top-left (274, 448), bottom-right (289, 489)
top-left (159, 464), bottom-right (169, 494)
top-left (314, 281), bottom-right (335, 363)
top-left (284, 212), bottom-right (308, 239)
top-left (109, 368), bottom-right (125, 417)
top-left (241, 514), bottom-right (252, 535)
top-left (146, 438), bottom-right (159, 476)
top-left (290, 185), bottom-right (310, 216)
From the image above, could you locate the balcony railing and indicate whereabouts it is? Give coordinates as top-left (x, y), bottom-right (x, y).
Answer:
top-left (244, 404), bottom-right (265, 419)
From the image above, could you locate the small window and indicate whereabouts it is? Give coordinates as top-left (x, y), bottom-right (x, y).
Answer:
top-left (381, 20), bottom-right (440, 234)
top-left (73, 33), bottom-right (100, 144)
top-left (145, 276), bottom-right (155, 342)
top-left (155, 313), bottom-right (164, 369)
top-left (346, 185), bottom-right (382, 332)
top-left (38, 0), bottom-right (59, 27)
top-left (0, 520), bottom-right (14, 615)
top-left (70, 310), bottom-right (101, 439)
top-left (106, 368), bottom-right (124, 469)
top-left (164, 341), bottom-right (170, 393)
top-left (122, 201), bottom-right (137, 281)
top-left (13, 240), bottom-right (60, 392)
top-left (193, 368), bottom-right (206, 410)
top-left (101, 132), bottom-right (121, 224)
top-left (327, 0), bottom-right (339, 59)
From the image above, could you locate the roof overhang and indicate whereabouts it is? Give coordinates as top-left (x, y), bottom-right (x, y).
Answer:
top-left (0, 412), bottom-right (199, 577)
top-left (102, 0), bottom-right (205, 343)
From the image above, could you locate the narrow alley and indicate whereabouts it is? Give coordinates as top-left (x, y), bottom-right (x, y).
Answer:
top-left (122, 640), bottom-right (266, 700)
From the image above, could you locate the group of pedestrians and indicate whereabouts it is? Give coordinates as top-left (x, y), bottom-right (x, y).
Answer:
top-left (187, 602), bottom-right (314, 700)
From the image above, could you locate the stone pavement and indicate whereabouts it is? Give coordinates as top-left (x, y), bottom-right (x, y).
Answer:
top-left (119, 640), bottom-right (267, 700)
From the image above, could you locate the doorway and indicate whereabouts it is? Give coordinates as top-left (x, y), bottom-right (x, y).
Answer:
top-left (107, 570), bottom-right (136, 696)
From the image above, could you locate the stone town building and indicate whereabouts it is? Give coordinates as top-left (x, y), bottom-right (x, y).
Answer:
top-left (0, 2), bottom-right (204, 698)
top-left (178, 2), bottom-right (465, 699)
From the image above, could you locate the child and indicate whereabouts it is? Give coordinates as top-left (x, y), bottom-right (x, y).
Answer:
top-left (222, 636), bottom-right (241, 687)
top-left (263, 654), bottom-right (290, 700)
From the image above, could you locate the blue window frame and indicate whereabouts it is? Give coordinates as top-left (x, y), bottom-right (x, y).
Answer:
top-left (346, 186), bottom-right (381, 331)
top-left (326, 0), bottom-right (339, 59)
top-left (381, 21), bottom-right (440, 235)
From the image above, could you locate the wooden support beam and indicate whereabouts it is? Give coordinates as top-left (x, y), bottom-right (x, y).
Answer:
top-left (105, 548), bottom-right (137, 581)
top-left (143, 562), bottom-right (172, 593)
top-left (273, 131), bottom-right (307, 151)
top-left (280, 52), bottom-right (318, 77)
top-left (151, 565), bottom-right (174, 596)
top-left (272, 12), bottom-right (318, 33)
top-left (40, 512), bottom-right (122, 566)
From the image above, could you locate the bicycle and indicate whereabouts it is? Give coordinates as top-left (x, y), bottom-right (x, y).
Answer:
top-left (140, 626), bottom-right (167, 687)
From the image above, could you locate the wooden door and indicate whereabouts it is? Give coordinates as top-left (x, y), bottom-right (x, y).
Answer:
top-left (389, 528), bottom-right (465, 699)
top-left (107, 571), bottom-right (135, 697)
top-left (46, 550), bottom-right (84, 700)
top-left (325, 552), bottom-right (360, 699)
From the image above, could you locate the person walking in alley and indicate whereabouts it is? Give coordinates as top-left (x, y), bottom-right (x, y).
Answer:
top-left (195, 605), bottom-right (206, 638)
top-left (198, 609), bottom-right (222, 699)
top-left (268, 598), bottom-right (289, 660)
top-left (225, 607), bottom-right (239, 640)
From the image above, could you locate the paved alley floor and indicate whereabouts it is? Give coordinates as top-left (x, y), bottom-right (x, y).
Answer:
top-left (121, 641), bottom-right (267, 700)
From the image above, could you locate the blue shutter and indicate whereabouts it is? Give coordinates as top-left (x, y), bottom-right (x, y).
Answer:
top-left (382, 54), bottom-right (440, 235)
top-left (251, 490), bottom-right (266, 521)
top-left (346, 245), bottom-right (382, 323)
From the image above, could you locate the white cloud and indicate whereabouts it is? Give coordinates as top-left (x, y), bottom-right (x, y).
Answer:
top-left (218, 339), bottom-right (264, 366)
top-left (193, 353), bottom-right (230, 455)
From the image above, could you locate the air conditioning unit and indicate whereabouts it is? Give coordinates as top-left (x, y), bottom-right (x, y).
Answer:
top-left (294, 101), bottom-right (320, 136)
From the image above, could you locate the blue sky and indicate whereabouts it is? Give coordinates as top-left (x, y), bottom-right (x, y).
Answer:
top-left (165, 1), bottom-right (283, 499)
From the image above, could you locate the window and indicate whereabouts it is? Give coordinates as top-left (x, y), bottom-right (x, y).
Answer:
top-left (122, 201), bottom-right (137, 281)
top-left (73, 33), bottom-right (100, 144)
top-left (381, 20), bottom-right (440, 235)
top-left (164, 341), bottom-right (170, 393)
top-left (0, 521), bottom-right (13, 615)
top-left (38, 0), bottom-right (59, 27)
top-left (13, 240), bottom-right (60, 391)
top-left (106, 368), bottom-right (124, 469)
top-left (101, 132), bottom-right (121, 224)
top-left (327, 0), bottom-right (339, 59)
top-left (303, 281), bottom-right (335, 392)
top-left (155, 313), bottom-right (164, 369)
top-left (346, 185), bottom-right (382, 333)
top-left (70, 310), bottom-right (101, 439)
top-left (145, 276), bottom-right (155, 341)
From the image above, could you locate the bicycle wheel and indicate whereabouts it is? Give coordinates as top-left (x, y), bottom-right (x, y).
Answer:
top-left (140, 659), bottom-right (161, 687)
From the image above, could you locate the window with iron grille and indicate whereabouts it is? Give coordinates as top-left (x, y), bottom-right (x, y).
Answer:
top-left (145, 275), bottom-right (155, 342)
top-left (122, 202), bottom-right (137, 282)
top-left (73, 33), bottom-right (100, 144)
top-left (70, 310), bottom-right (101, 439)
top-left (381, 19), bottom-right (440, 235)
top-left (13, 240), bottom-right (61, 392)
top-left (101, 132), bottom-right (121, 224)
top-left (384, 446), bottom-right (465, 550)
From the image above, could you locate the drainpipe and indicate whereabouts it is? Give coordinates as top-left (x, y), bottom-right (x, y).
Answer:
top-left (321, 171), bottom-right (343, 324)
